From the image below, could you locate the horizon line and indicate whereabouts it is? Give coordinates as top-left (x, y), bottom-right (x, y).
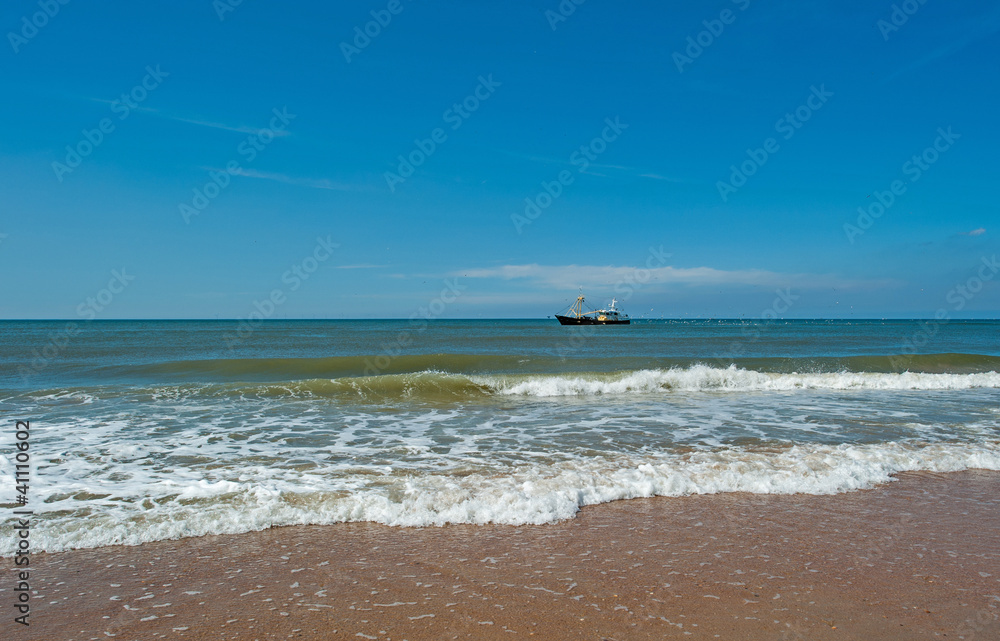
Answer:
top-left (1, 317), bottom-right (998, 322)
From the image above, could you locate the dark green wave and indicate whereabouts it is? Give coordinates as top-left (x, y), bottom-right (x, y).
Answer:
top-left (122, 352), bottom-right (1000, 382)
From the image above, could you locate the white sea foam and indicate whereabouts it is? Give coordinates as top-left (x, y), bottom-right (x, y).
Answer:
top-left (4, 440), bottom-right (999, 554)
top-left (3, 367), bottom-right (997, 554)
top-left (481, 366), bottom-right (1000, 396)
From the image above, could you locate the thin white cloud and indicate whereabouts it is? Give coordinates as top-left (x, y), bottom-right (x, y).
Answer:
top-left (85, 99), bottom-right (290, 136)
top-left (964, 228), bottom-right (986, 236)
top-left (232, 168), bottom-right (356, 191)
top-left (453, 263), bottom-right (892, 291)
top-left (157, 112), bottom-right (291, 136)
top-left (490, 148), bottom-right (640, 177)
top-left (886, 6), bottom-right (1000, 81)
top-left (639, 173), bottom-right (686, 183)
top-left (493, 149), bottom-right (688, 183)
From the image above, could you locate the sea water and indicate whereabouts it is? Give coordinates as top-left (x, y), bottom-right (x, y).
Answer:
top-left (1, 319), bottom-right (998, 553)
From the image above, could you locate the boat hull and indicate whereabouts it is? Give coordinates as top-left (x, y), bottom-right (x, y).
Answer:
top-left (555, 315), bottom-right (630, 325)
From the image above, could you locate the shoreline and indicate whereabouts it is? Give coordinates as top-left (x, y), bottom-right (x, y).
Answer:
top-left (5, 470), bottom-right (1000, 640)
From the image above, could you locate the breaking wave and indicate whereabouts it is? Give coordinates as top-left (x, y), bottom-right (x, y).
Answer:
top-left (5, 440), bottom-right (999, 554)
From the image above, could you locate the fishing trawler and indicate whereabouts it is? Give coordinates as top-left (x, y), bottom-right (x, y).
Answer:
top-left (555, 295), bottom-right (630, 325)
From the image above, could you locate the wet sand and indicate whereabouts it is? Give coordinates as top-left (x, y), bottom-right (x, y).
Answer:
top-left (5, 470), bottom-right (1000, 640)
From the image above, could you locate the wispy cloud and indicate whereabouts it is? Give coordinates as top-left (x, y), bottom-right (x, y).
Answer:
top-left (156, 112), bottom-right (291, 136)
top-left (491, 148), bottom-right (686, 183)
top-left (85, 99), bottom-right (290, 136)
top-left (639, 173), bottom-right (686, 183)
top-left (490, 149), bottom-right (570, 167)
top-left (453, 263), bottom-right (892, 291)
top-left (231, 168), bottom-right (357, 191)
top-left (490, 148), bottom-right (638, 175)
top-left (336, 263), bottom-right (388, 269)
top-left (963, 227), bottom-right (986, 236)
top-left (886, 6), bottom-right (1000, 81)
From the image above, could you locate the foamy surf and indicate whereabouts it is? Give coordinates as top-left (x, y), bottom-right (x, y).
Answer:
top-left (478, 366), bottom-right (1000, 397)
top-left (3, 440), bottom-right (999, 554)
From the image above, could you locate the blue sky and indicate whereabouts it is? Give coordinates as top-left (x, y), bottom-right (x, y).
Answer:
top-left (1, 0), bottom-right (998, 318)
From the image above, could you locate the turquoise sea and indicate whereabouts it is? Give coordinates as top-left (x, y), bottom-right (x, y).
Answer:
top-left (1, 319), bottom-right (998, 553)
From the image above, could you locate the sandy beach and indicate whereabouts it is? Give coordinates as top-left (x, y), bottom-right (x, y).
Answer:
top-left (4, 470), bottom-right (998, 640)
